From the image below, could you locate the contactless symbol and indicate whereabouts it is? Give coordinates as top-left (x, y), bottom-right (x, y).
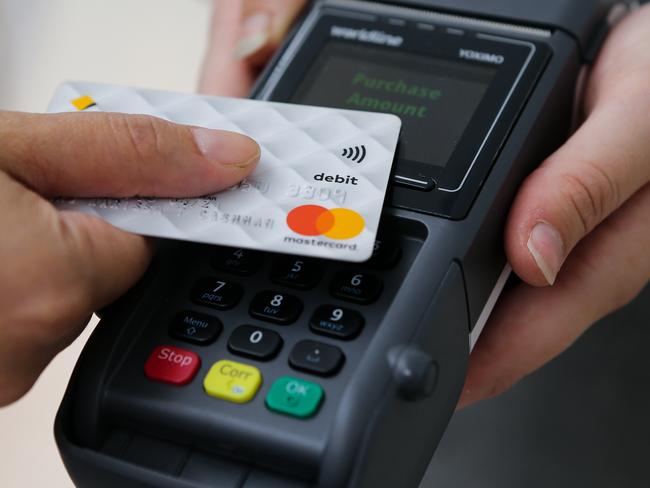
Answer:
top-left (287, 205), bottom-right (364, 240)
top-left (70, 95), bottom-right (96, 111)
top-left (341, 145), bottom-right (366, 164)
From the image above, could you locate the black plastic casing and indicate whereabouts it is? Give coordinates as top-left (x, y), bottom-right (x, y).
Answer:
top-left (377, 0), bottom-right (621, 61)
top-left (54, 1), bottom-right (625, 487)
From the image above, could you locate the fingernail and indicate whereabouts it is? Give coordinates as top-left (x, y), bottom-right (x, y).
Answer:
top-left (527, 222), bottom-right (565, 285)
top-left (192, 128), bottom-right (260, 168)
top-left (234, 13), bottom-right (271, 59)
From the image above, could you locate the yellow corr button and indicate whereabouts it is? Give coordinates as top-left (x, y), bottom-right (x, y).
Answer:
top-left (203, 360), bottom-right (262, 404)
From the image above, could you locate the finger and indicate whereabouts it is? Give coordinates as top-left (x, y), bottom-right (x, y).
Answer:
top-left (0, 172), bottom-right (152, 404)
top-left (199, 0), bottom-right (306, 96)
top-left (0, 110), bottom-right (260, 197)
top-left (506, 78), bottom-right (650, 286)
top-left (505, 6), bottom-right (650, 287)
top-left (200, 0), bottom-right (251, 96)
top-left (236, 0), bottom-right (307, 65)
top-left (459, 184), bottom-right (650, 409)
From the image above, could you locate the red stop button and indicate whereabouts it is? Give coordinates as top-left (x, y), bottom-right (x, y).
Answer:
top-left (144, 345), bottom-right (201, 386)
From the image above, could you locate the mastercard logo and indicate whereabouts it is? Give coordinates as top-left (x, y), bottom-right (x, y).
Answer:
top-left (287, 205), bottom-right (364, 240)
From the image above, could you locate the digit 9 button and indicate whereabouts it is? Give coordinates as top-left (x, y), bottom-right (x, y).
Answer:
top-left (310, 305), bottom-right (364, 340)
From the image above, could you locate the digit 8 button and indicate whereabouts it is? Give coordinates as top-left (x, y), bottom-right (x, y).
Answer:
top-left (249, 290), bottom-right (303, 325)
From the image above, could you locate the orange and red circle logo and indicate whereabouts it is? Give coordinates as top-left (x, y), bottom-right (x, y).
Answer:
top-left (287, 205), bottom-right (364, 240)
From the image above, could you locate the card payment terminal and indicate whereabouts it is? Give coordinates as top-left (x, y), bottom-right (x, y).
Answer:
top-left (54, 1), bottom-right (635, 487)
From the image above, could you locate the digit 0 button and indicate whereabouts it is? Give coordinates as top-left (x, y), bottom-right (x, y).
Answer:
top-left (266, 376), bottom-right (324, 419)
top-left (204, 360), bottom-right (262, 404)
top-left (144, 345), bottom-right (201, 386)
top-left (228, 325), bottom-right (283, 361)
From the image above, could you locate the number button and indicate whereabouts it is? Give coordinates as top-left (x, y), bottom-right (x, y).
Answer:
top-left (289, 340), bottom-right (344, 376)
top-left (212, 247), bottom-right (263, 275)
top-left (330, 270), bottom-right (383, 304)
top-left (228, 325), bottom-right (283, 361)
top-left (191, 277), bottom-right (243, 310)
top-left (270, 256), bottom-right (321, 289)
top-left (368, 234), bottom-right (402, 269)
top-left (310, 305), bottom-right (364, 340)
top-left (249, 291), bottom-right (303, 325)
top-left (169, 310), bottom-right (222, 345)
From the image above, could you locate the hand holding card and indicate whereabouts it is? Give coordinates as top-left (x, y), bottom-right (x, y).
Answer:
top-left (0, 108), bottom-right (260, 405)
top-left (48, 82), bottom-right (401, 262)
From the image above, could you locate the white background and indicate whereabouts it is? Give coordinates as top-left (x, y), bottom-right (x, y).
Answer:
top-left (0, 1), bottom-right (211, 486)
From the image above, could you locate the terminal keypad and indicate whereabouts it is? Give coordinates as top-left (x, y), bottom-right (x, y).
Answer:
top-left (142, 231), bottom-right (407, 420)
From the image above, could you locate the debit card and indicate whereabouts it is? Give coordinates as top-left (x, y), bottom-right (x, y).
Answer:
top-left (48, 82), bottom-right (401, 262)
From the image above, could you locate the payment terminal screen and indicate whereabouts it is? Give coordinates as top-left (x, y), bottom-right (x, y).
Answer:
top-left (292, 41), bottom-right (497, 167)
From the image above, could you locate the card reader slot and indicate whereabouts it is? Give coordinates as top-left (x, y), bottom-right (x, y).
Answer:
top-left (393, 174), bottom-right (436, 191)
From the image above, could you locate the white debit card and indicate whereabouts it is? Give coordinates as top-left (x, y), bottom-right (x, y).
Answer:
top-left (47, 82), bottom-right (401, 262)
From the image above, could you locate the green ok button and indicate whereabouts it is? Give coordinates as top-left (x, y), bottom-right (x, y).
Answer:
top-left (266, 376), bottom-right (323, 418)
